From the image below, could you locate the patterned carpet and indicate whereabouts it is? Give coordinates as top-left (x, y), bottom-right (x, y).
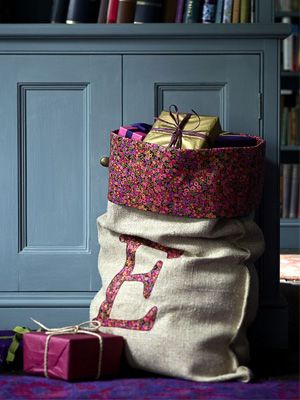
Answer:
top-left (0, 374), bottom-right (299, 400)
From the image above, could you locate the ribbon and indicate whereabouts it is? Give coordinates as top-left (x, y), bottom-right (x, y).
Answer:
top-left (5, 326), bottom-right (31, 363)
top-left (31, 319), bottom-right (103, 379)
top-left (153, 105), bottom-right (208, 149)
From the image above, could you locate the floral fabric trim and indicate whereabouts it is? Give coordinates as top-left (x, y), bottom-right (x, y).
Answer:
top-left (108, 131), bottom-right (265, 219)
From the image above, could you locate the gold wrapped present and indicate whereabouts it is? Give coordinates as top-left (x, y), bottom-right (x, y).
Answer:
top-left (144, 106), bottom-right (222, 150)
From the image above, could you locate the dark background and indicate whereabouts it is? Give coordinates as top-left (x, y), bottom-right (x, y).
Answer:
top-left (0, 0), bottom-right (53, 23)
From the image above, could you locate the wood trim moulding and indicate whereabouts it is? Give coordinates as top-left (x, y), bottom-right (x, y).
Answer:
top-left (0, 24), bottom-right (291, 41)
top-left (154, 82), bottom-right (228, 127)
top-left (280, 218), bottom-right (300, 227)
top-left (17, 82), bottom-right (91, 254)
top-left (0, 292), bottom-right (96, 308)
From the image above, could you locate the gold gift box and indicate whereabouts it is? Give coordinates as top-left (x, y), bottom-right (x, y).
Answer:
top-left (144, 111), bottom-right (222, 150)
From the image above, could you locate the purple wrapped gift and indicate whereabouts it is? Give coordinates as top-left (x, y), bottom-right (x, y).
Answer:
top-left (214, 134), bottom-right (257, 148)
top-left (132, 123), bottom-right (152, 133)
top-left (118, 125), bottom-right (147, 141)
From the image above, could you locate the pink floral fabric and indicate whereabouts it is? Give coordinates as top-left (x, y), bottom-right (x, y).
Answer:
top-left (108, 131), bottom-right (265, 219)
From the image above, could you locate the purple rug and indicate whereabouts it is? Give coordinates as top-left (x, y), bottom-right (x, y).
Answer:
top-left (0, 374), bottom-right (299, 399)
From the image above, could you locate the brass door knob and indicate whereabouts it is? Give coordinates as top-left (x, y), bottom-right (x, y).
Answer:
top-left (100, 156), bottom-right (109, 167)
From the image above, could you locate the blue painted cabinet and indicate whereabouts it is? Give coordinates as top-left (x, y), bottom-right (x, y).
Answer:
top-left (0, 24), bottom-right (290, 348)
top-left (0, 54), bottom-right (121, 326)
top-left (123, 55), bottom-right (260, 134)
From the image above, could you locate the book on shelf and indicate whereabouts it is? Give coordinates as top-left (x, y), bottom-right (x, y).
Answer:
top-left (240, 0), bottom-right (250, 23)
top-left (117, 0), bottom-right (137, 23)
top-left (134, 0), bottom-right (162, 23)
top-left (51, 0), bottom-right (70, 23)
top-left (290, 107), bottom-right (299, 145)
top-left (281, 163), bottom-right (300, 218)
top-left (162, 0), bottom-right (177, 22)
top-left (202, 0), bottom-right (216, 24)
top-left (298, 184), bottom-right (300, 218)
top-left (98, 0), bottom-right (109, 22)
top-left (280, 93), bottom-right (300, 146)
top-left (282, 163), bottom-right (293, 218)
top-left (222, 0), bottom-right (233, 23)
top-left (282, 18), bottom-right (300, 72)
top-left (184, 0), bottom-right (202, 23)
top-left (107, 0), bottom-right (119, 23)
top-left (232, 0), bottom-right (241, 23)
top-left (250, 0), bottom-right (255, 23)
top-left (289, 163), bottom-right (300, 218)
top-left (66, 0), bottom-right (100, 23)
top-left (281, 106), bottom-right (289, 146)
top-left (175, 0), bottom-right (185, 22)
top-left (215, 0), bottom-right (224, 22)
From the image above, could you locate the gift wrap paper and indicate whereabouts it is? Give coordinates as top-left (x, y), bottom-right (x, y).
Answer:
top-left (23, 332), bottom-right (124, 381)
top-left (144, 112), bottom-right (222, 149)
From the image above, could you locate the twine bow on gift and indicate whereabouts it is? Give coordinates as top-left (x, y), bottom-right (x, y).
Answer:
top-left (31, 319), bottom-right (103, 379)
top-left (154, 105), bottom-right (208, 149)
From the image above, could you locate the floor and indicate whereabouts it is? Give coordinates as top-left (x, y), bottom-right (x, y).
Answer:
top-left (0, 373), bottom-right (298, 400)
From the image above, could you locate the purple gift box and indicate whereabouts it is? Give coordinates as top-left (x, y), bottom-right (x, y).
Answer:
top-left (132, 123), bottom-right (152, 133)
top-left (23, 331), bottom-right (124, 381)
top-left (214, 134), bottom-right (257, 148)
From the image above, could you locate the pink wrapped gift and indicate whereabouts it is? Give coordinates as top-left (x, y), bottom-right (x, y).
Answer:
top-left (118, 126), bottom-right (146, 141)
top-left (23, 329), bottom-right (124, 381)
top-left (118, 125), bottom-right (136, 137)
top-left (131, 131), bottom-right (146, 141)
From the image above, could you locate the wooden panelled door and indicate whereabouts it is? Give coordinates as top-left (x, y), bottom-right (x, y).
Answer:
top-left (0, 55), bottom-right (121, 327)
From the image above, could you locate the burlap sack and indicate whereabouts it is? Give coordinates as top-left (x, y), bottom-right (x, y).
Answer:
top-left (90, 201), bottom-right (264, 382)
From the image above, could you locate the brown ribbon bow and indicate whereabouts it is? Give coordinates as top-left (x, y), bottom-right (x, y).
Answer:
top-left (154, 105), bottom-right (208, 149)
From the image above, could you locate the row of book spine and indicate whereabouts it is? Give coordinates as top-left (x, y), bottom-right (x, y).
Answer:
top-left (50, 0), bottom-right (255, 24)
top-left (280, 98), bottom-right (300, 146)
top-left (281, 163), bottom-right (300, 218)
top-left (282, 18), bottom-right (300, 72)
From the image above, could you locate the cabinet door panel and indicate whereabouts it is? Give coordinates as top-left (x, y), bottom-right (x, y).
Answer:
top-left (0, 55), bottom-right (121, 291)
top-left (123, 55), bottom-right (260, 135)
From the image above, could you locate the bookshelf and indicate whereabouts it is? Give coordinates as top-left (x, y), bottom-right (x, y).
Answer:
top-left (275, 3), bottom-right (300, 251)
top-left (0, 0), bottom-right (292, 349)
top-left (0, 0), bottom-right (278, 24)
